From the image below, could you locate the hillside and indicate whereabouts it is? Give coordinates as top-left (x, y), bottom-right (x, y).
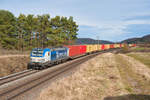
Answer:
top-left (0, 55), bottom-right (29, 77)
top-left (75, 38), bottom-right (113, 44)
top-left (37, 52), bottom-right (150, 100)
top-left (122, 34), bottom-right (150, 43)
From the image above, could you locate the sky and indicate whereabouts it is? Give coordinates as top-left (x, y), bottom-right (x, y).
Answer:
top-left (0, 0), bottom-right (150, 42)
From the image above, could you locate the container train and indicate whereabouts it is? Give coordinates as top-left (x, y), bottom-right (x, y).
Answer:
top-left (28, 44), bottom-right (136, 70)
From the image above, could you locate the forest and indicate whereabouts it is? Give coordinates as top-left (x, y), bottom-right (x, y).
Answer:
top-left (0, 10), bottom-right (78, 51)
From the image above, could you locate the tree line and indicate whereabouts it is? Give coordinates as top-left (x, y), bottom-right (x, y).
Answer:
top-left (0, 10), bottom-right (78, 51)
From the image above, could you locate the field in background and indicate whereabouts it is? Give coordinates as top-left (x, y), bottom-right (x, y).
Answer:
top-left (0, 49), bottom-right (30, 55)
top-left (130, 47), bottom-right (150, 52)
top-left (127, 52), bottom-right (150, 68)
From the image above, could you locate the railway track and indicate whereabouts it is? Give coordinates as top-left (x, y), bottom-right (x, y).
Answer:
top-left (0, 70), bottom-right (38, 86)
top-left (0, 49), bottom-right (120, 100)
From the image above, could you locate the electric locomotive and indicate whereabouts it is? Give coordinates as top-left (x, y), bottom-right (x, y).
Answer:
top-left (28, 47), bottom-right (69, 69)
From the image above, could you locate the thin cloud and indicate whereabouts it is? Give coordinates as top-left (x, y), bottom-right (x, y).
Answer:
top-left (0, 0), bottom-right (150, 41)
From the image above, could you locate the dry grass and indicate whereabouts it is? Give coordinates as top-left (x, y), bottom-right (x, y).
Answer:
top-left (127, 52), bottom-right (150, 68)
top-left (0, 55), bottom-right (30, 77)
top-left (0, 49), bottom-right (30, 55)
top-left (36, 52), bottom-right (150, 100)
top-left (115, 54), bottom-right (150, 94)
top-left (37, 53), bottom-right (129, 100)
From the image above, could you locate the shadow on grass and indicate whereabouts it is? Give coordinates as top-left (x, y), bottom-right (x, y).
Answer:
top-left (104, 94), bottom-right (150, 100)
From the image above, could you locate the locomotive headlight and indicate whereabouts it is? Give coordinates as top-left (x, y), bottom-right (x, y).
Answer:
top-left (31, 57), bottom-right (45, 63)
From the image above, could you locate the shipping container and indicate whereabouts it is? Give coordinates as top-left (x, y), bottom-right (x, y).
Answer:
top-left (114, 44), bottom-right (117, 48)
top-left (80, 45), bottom-right (87, 54)
top-left (99, 45), bottom-right (102, 50)
top-left (105, 44), bottom-right (110, 49)
top-left (114, 44), bottom-right (120, 48)
top-left (86, 45), bottom-right (91, 53)
top-left (129, 44), bottom-right (136, 47)
top-left (101, 44), bottom-right (105, 50)
top-left (121, 44), bottom-right (125, 47)
top-left (110, 44), bottom-right (114, 49)
top-left (86, 45), bottom-right (95, 53)
top-left (129, 44), bottom-right (132, 47)
top-left (96, 45), bottom-right (100, 51)
top-left (133, 44), bottom-right (136, 47)
top-left (94, 45), bottom-right (98, 51)
top-left (92, 45), bottom-right (96, 52)
top-left (64, 45), bottom-right (86, 57)
top-left (120, 44), bottom-right (122, 48)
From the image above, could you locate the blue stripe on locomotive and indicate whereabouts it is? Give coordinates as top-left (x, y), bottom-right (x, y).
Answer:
top-left (51, 47), bottom-right (69, 61)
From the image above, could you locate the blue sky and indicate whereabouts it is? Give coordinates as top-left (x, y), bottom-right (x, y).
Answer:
top-left (0, 0), bottom-right (150, 42)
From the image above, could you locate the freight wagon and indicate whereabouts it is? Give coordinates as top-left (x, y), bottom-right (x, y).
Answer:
top-left (86, 45), bottom-right (95, 53)
top-left (129, 44), bottom-right (133, 47)
top-left (101, 44), bottom-right (105, 50)
top-left (110, 44), bottom-right (114, 49)
top-left (121, 44), bottom-right (125, 48)
top-left (97, 45), bottom-right (101, 51)
top-left (133, 44), bottom-right (136, 47)
top-left (64, 45), bottom-right (86, 58)
top-left (114, 44), bottom-right (120, 48)
top-left (93, 45), bottom-right (97, 52)
top-left (105, 44), bottom-right (110, 50)
top-left (28, 43), bottom-right (136, 70)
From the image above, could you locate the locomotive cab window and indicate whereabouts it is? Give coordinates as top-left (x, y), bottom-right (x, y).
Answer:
top-left (31, 48), bottom-right (43, 57)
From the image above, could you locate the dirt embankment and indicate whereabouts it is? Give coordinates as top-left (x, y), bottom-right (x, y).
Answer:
top-left (37, 53), bottom-right (150, 100)
top-left (0, 55), bottom-right (29, 77)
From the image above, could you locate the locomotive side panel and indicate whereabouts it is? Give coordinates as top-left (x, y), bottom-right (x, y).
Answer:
top-left (51, 48), bottom-right (68, 61)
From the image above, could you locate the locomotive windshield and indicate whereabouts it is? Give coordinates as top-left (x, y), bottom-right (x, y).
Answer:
top-left (31, 48), bottom-right (43, 57)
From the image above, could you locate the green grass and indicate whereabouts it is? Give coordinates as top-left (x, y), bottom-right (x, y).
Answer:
top-left (125, 86), bottom-right (132, 92)
top-left (132, 47), bottom-right (145, 51)
top-left (130, 47), bottom-right (150, 52)
top-left (127, 53), bottom-right (150, 68)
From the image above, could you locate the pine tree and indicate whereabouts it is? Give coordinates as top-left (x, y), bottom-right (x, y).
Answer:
top-left (0, 10), bottom-right (79, 50)
top-left (16, 14), bottom-right (26, 51)
top-left (0, 10), bottom-right (17, 49)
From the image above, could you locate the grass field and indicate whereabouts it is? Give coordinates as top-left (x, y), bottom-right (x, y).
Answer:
top-left (130, 47), bottom-right (150, 52)
top-left (0, 48), bottom-right (30, 55)
top-left (127, 52), bottom-right (150, 68)
top-left (116, 54), bottom-right (150, 95)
